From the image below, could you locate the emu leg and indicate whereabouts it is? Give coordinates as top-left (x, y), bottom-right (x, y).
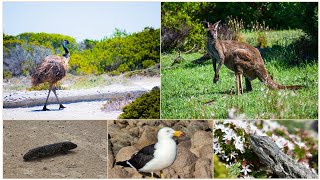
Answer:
top-left (43, 88), bottom-right (52, 111)
top-left (245, 77), bottom-right (252, 91)
top-left (52, 86), bottom-right (65, 110)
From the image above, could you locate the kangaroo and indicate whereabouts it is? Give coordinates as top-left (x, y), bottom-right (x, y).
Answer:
top-left (204, 20), bottom-right (304, 95)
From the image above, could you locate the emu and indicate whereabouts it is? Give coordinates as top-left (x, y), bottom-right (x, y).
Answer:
top-left (31, 40), bottom-right (70, 111)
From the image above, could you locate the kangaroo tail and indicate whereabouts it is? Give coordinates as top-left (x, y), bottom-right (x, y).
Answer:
top-left (115, 161), bottom-right (131, 167)
top-left (276, 85), bottom-right (305, 90)
top-left (255, 65), bottom-right (305, 90)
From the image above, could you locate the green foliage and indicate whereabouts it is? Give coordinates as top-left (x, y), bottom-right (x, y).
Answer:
top-left (125, 64), bottom-right (160, 77)
top-left (119, 87), bottom-right (160, 119)
top-left (228, 162), bottom-right (241, 177)
top-left (3, 70), bottom-right (12, 79)
top-left (27, 82), bottom-right (63, 91)
top-left (214, 155), bottom-right (233, 178)
top-left (4, 28), bottom-right (160, 77)
top-left (161, 2), bottom-right (205, 52)
top-left (161, 2), bottom-right (318, 58)
top-left (108, 28), bottom-right (128, 39)
top-left (257, 32), bottom-right (268, 48)
top-left (69, 27), bottom-right (160, 75)
top-left (17, 32), bottom-right (77, 53)
top-left (142, 60), bottom-right (157, 69)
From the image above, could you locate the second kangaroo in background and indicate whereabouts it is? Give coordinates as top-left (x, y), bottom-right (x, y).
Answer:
top-left (204, 20), bottom-right (304, 95)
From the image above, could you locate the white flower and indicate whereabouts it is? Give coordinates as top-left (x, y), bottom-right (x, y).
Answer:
top-left (275, 137), bottom-right (290, 149)
top-left (223, 128), bottom-right (236, 141)
top-left (241, 165), bottom-right (252, 175)
top-left (214, 143), bottom-right (223, 154)
top-left (234, 135), bottom-right (244, 144)
top-left (295, 141), bottom-right (306, 148)
top-left (219, 153), bottom-right (229, 161)
top-left (223, 120), bottom-right (233, 124)
top-left (287, 141), bottom-right (295, 151)
top-left (213, 137), bottom-right (219, 143)
top-left (264, 120), bottom-right (280, 130)
top-left (248, 123), bottom-right (258, 134)
top-left (215, 124), bottom-right (228, 132)
top-left (233, 120), bottom-right (248, 129)
top-left (230, 151), bottom-right (238, 159)
top-left (235, 140), bottom-right (245, 153)
top-left (271, 134), bottom-right (279, 141)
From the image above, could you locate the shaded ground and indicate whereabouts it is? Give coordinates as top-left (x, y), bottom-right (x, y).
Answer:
top-left (3, 76), bottom-right (160, 120)
top-left (3, 120), bottom-right (108, 178)
top-left (3, 101), bottom-right (122, 120)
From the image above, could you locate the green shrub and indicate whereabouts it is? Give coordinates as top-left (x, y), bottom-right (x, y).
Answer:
top-left (3, 70), bottom-right (12, 79)
top-left (214, 154), bottom-right (233, 178)
top-left (119, 87), bottom-right (160, 119)
top-left (142, 60), bottom-right (157, 68)
top-left (27, 82), bottom-right (64, 91)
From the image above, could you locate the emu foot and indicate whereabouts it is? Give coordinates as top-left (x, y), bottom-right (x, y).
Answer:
top-left (59, 104), bottom-right (66, 110)
top-left (42, 106), bottom-right (50, 111)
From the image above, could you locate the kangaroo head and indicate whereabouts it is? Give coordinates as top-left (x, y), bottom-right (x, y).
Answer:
top-left (203, 20), bottom-right (221, 39)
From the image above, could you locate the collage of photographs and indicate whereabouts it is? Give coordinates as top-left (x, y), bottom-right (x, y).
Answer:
top-left (2, 1), bottom-right (318, 179)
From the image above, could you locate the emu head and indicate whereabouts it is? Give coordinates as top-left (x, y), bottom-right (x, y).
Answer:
top-left (203, 20), bottom-right (221, 39)
top-left (63, 40), bottom-right (70, 45)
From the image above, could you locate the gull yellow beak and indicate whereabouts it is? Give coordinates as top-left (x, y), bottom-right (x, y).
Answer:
top-left (173, 130), bottom-right (184, 137)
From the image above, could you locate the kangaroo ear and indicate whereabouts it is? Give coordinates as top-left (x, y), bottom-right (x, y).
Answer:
top-left (202, 20), bottom-right (210, 29)
top-left (213, 20), bottom-right (221, 29)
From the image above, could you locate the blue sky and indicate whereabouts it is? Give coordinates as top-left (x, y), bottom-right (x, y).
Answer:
top-left (3, 2), bottom-right (160, 41)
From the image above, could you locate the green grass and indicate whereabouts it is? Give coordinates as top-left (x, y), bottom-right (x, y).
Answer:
top-left (161, 30), bottom-right (318, 119)
top-left (242, 29), bottom-right (305, 47)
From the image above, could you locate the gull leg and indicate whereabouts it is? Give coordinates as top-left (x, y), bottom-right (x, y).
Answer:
top-left (160, 170), bottom-right (164, 179)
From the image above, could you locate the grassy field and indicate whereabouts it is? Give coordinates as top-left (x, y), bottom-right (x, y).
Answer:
top-left (161, 30), bottom-right (318, 119)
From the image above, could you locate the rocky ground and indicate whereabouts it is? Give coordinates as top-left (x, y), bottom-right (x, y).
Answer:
top-left (3, 120), bottom-right (108, 178)
top-left (108, 120), bottom-right (213, 178)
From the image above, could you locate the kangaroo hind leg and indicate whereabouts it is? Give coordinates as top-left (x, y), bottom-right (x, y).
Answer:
top-left (235, 73), bottom-right (243, 95)
top-left (245, 77), bottom-right (252, 91)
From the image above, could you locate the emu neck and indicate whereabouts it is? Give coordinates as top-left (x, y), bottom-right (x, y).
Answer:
top-left (62, 43), bottom-right (70, 58)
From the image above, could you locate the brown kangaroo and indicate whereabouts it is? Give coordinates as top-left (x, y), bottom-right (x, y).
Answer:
top-left (204, 20), bottom-right (304, 95)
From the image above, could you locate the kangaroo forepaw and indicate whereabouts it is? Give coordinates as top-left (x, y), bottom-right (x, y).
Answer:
top-left (59, 104), bottom-right (66, 110)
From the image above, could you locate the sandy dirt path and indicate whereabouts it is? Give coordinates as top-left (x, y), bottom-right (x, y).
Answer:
top-left (3, 77), bottom-right (160, 120)
top-left (3, 120), bottom-right (108, 178)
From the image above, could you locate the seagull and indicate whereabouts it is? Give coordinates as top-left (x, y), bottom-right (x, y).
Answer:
top-left (115, 127), bottom-right (184, 178)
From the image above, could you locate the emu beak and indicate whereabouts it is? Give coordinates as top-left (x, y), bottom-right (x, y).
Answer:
top-left (173, 130), bottom-right (184, 137)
